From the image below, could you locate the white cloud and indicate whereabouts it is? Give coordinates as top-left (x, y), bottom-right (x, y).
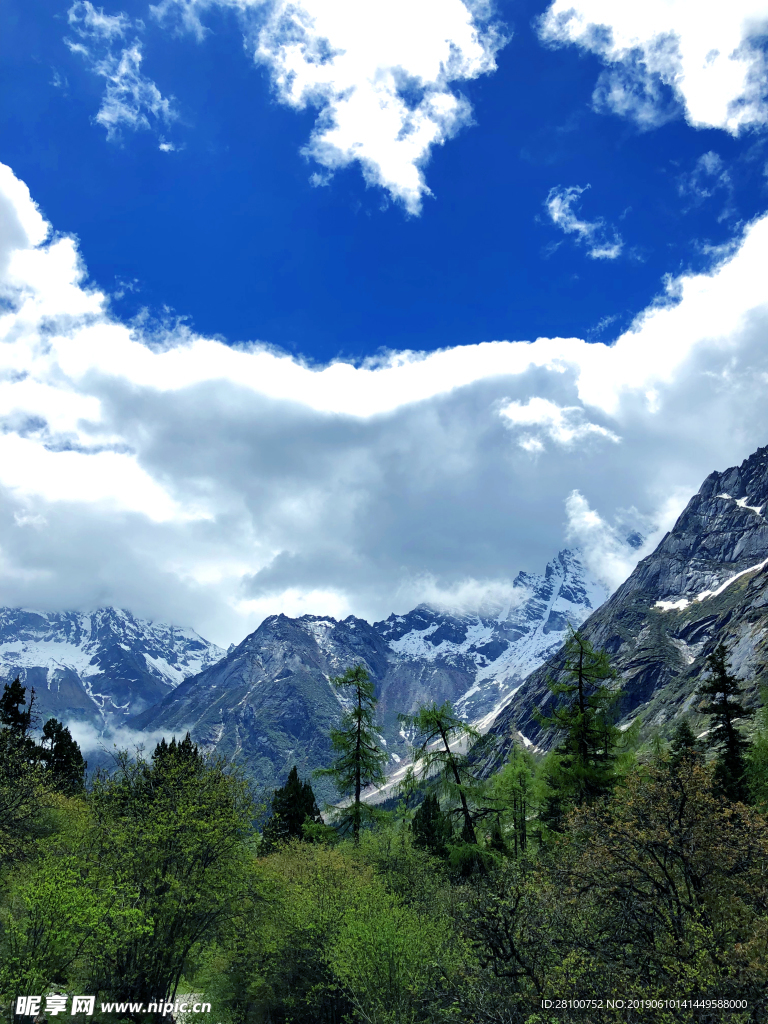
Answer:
top-left (565, 490), bottom-right (675, 592)
top-left (68, 0), bottom-right (131, 39)
top-left (538, 0), bottom-right (768, 134)
top-left (678, 151), bottom-right (735, 221)
top-left (3, 161), bottom-right (768, 644)
top-left (66, 2), bottom-right (177, 142)
top-left (151, 0), bottom-right (503, 213)
top-left (499, 396), bottom-right (620, 448)
top-left (545, 185), bottom-right (623, 259)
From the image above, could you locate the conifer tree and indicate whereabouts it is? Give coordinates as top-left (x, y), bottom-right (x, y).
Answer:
top-left (262, 765), bottom-right (323, 848)
top-left (746, 686), bottom-right (768, 811)
top-left (668, 718), bottom-right (701, 768)
top-left (40, 717), bottom-right (87, 795)
top-left (0, 677), bottom-right (37, 758)
top-left (536, 629), bottom-right (622, 828)
top-left (399, 701), bottom-right (481, 844)
top-left (699, 643), bottom-right (753, 803)
top-left (315, 664), bottom-right (387, 843)
top-left (411, 792), bottom-right (453, 856)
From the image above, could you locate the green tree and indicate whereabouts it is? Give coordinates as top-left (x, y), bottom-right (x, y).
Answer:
top-left (747, 686), bottom-right (768, 811)
top-left (535, 628), bottom-right (623, 828)
top-left (0, 680), bottom-right (47, 865)
top-left (85, 733), bottom-right (254, 1016)
top-left (698, 643), bottom-right (753, 803)
top-left (486, 743), bottom-right (537, 857)
top-left (315, 664), bottom-right (388, 845)
top-left (39, 718), bottom-right (87, 795)
top-left (668, 717), bottom-right (702, 769)
top-left (262, 765), bottom-right (323, 849)
top-left (410, 793), bottom-right (453, 857)
top-left (399, 701), bottom-right (481, 844)
top-left (0, 677), bottom-right (34, 737)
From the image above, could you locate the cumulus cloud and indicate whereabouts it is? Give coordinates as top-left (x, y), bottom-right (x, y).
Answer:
top-left (3, 161), bottom-right (768, 644)
top-left (499, 396), bottom-right (620, 450)
top-left (565, 490), bottom-right (670, 592)
top-left (538, 0), bottom-right (768, 134)
top-left (66, 1), bottom-right (177, 143)
top-left (545, 185), bottom-right (623, 259)
top-left (151, 0), bottom-right (503, 213)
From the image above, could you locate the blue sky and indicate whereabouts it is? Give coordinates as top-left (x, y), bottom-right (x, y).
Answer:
top-left (4, 0), bottom-right (766, 359)
top-left (1, 0), bottom-right (768, 644)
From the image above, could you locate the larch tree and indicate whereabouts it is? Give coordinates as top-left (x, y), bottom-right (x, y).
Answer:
top-left (315, 664), bottom-right (387, 844)
top-left (398, 700), bottom-right (481, 844)
top-left (535, 628), bottom-right (623, 828)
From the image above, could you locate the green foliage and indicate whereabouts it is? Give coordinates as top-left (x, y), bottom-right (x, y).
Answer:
top-left (411, 793), bottom-right (453, 857)
top-left (39, 718), bottom-right (87, 795)
top-left (535, 629), bottom-right (624, 829)
top-left (399, 700), bottom-right (481, 845)
top-left (315, 664), bottom-right (388, 843)
top-left (326, 877), bottom-right (457, 1024)
top-left (0, 677), bottom-right (34, 737)
top-left (747, 685), bottom-right (768, 811)
top-left (0, 734), bottom-right (48, 867)
top-left (261, 765), bottom-right (323, 850)
top-left (465, 753), bottom-right (768, 1023)
top-left (484, 743), bottom-right (537, 857)
top-left (2, 658), bottom-right (767, 1024)
top-left (82, 734), bottom-right (255, 1007)
top-left (0, 796), bottom-right (142, 1000)
top-left (699, 642), bottom-right (753, 802)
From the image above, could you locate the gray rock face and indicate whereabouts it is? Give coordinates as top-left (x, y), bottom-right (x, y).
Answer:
top-left (130, 551), bottom-right (606, 795)
top-left (485, 444), bottom-right (768, 764)
top-left (0, 607), bottom-right (225, 730)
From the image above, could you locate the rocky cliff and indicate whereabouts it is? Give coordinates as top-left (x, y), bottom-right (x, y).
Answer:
top-left (486, 445), bottom-right (768, 762)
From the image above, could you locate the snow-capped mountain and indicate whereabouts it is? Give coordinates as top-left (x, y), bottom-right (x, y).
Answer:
top-left (0, 607), bottom-right (225, 731)
top-left (129, 549), bottom-right (606, 794)
top-left (375, 549), bottom-right (607, 728)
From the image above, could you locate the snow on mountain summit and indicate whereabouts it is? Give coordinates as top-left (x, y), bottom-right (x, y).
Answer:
top-left (375, 550), bottom-right (608, 726)
top-left (0, 607), bottom-right (225, 730)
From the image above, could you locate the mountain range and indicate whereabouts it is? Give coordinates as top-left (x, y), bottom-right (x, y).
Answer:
top-left (0, 607), bottom-right (224, 732)
top-left (0, 551), bottom-right (606, 796)
top-left (8, 443), bottom-right (768, 797)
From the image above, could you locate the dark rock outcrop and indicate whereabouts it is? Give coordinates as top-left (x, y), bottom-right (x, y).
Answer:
top-left (485, 444), bottom-right (768, 765)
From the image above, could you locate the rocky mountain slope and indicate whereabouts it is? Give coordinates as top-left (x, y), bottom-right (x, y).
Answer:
top-left (0, 607), bottom-right (225, 731)
top-left (486, 445), bottom-right (768, 764)
top-left (129, 550), bottom-right (606, 796)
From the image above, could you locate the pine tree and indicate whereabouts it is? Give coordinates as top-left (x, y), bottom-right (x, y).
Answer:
top-left (536, 629), bottom-right (622, 828)
top-left (398, 701), bottom-right (481, 844)
top-left (262, 765), bottom-right (323, 848)
top-left (40, 718), bottom-right (87, 795)
top-left (411, 792), bottom-right (453, 856)
top-left (699, 643), bottom-right (753, 803)
top-left (0, 677), bottom-right (36, 755)
top-left (488, 743), bottom-right (536, 857)
top-left (315, 664), bottom-right (387, 843)
top-left (668, 718), bottom-right (701, 768)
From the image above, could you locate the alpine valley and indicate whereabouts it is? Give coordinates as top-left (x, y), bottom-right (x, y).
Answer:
top-left (9, 444), bottom-right (768, 796)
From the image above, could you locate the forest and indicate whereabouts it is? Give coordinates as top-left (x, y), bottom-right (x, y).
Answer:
top-left (1, 632), bottom-right (767, 1024)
